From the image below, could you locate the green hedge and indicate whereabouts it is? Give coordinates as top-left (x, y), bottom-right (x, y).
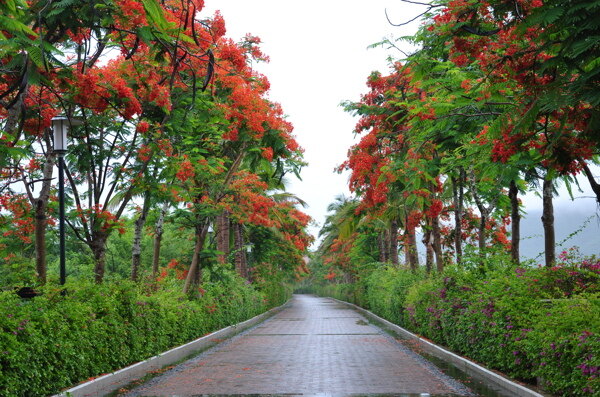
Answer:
top-left (312, 258), bottom-right (600, 396)
top-left (0, 274), bottom-right (289, 396)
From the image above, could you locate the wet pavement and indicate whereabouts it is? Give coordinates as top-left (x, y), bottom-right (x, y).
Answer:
top-left (124, 295), bottom-right (473, 396)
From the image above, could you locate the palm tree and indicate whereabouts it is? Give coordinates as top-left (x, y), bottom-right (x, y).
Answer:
top-left (318, 195), bottom-right (361, 255)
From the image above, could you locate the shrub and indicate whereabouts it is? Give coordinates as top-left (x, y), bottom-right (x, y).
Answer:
top-left (521, 293), bottom-right (600, 396)
top-left (366, 265), bottom-right (425, 326)
top-left (0, 274), bottom-right (282, 396)
top-left (310, 283), bottom-right (356, 303)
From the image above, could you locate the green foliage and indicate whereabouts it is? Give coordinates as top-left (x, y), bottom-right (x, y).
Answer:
top-left (257, 279), bottom-right (293, 308)
top-left (0, 275), bottom-right (284, 396)
top-left (308, 283), bottom-right (358, 305)
top-left (0, 255), bottom-right (36, 286)
top-left (365, 265), bottom-right (425, 326)
top-left (521, 294), bottom-right (600, 395)
top-left (404, 257), bottom-right (600, 395)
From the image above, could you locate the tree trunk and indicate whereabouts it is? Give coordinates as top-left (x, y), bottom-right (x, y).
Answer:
top-left (423, 227), bottom-right (433, 273)
top-left (389, 220), bottom-right (399, 266)
top-left (509, 180), bottom-right (520, 264)
top-left (92, 234), bottom-right (108, 283)
top-left (233, 222), bottom-right (248, 279)
top-left (131, 193), bottom-right (151, 281)
top-left (152, 203), bottom-right (168, 277)
top-left (216, 211), bottom-right (230, 264)
top-left (581, 162), bottom-right (600, 205)
top-left (403, 236), bottom-right (409, 266)
top-left (432, 216), bottom-right (443, 272)
top-left (19, 129), bottom-right (55, 285)
top-left (378, 233), bottom-right (387, 262)
top-left (183, 223), bottom-right (208, 294)
top-left (34, 203), bottom-right (48, 284)
top-left (32, 150), bottom-right (55, 285)
top-left (405, 214), bottom-right (419, 271)
top-left (452, 170), bottom-right (464, 264)
top-left (384, 227), bottom-right (392, 263)
top-left (4, 93), bottom-right (25, 138)
top-left (468, 170), bottom-right (498, 258)
top-left (541, 176), bottom-right (556, 267)
top-left (478, 214), bottom-right (487, 254)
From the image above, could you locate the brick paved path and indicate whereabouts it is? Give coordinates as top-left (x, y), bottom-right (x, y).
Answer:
top-left (125, 294), bottom-right (472, 396)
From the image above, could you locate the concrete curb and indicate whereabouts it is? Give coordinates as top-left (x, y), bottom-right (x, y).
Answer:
top-left (332, 298), bottom-right (546, 397)
top-left (55, 301), bottom-right (290, 397)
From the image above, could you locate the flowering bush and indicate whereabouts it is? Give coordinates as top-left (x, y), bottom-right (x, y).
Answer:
top-left (402, 254), bottom-right (600, 396)
top-left (0, 275), bottom-right (288, 396)
top-left (521, 294), bottom-right (600, 395)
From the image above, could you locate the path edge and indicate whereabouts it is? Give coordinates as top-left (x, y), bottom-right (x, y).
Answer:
top-left (330, 297), bottom-right (547, 397)
top-left (54, 300), bottom-right (290, 397)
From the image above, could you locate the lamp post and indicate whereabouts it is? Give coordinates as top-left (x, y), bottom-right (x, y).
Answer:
top-left (245, 245), bottom-right (252, 281)
top-left (51, 116), bottom-right (80, 285)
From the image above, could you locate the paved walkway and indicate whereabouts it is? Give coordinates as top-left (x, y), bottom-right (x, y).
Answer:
top-left (125, 295), bottom-right (473, 396)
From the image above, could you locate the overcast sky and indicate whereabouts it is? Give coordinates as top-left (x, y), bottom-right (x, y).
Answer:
top-left (202, 0), bottom-right (599, 245)
top-left (202, 0), bottom-right (423, 237)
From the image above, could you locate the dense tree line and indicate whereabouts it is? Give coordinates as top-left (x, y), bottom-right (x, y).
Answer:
top-left (317, 0), bottom-right (599, 277)
top-left (0, 0), bottom-right (311, 289)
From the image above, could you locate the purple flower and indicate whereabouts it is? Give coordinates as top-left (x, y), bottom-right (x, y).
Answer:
top-left (579, 330), bottom-right (593, 342)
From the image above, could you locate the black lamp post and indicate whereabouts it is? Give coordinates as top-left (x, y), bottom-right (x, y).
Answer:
top-left (51, 116), bottom-right (80, 285)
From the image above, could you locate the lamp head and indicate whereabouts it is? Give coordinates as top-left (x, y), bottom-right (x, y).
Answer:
top-left (52, 116), bottom-right (82, 153)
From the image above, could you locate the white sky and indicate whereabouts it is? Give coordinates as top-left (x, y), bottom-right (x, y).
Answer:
top-left (202, 0), bottom-right (599, 245)
top-left (203, 0), bottom-right (423, 239)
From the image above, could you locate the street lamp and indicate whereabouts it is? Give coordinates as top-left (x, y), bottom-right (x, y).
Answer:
top-left (245, 245), bottom-right (252, 281)
top-left (51, 116), bottom-right (81, 285)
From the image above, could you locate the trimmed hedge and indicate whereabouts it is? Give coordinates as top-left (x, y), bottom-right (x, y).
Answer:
top-left (311, 258), bottom-right (600, 396)
top-left (0, 274), bottom-right (289, 396)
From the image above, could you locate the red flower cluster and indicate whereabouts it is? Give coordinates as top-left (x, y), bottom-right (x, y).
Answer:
top-left (176, 156), bottom-right (195, 182)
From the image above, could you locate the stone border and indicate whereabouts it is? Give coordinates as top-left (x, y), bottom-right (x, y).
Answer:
top-left (332, 298), bottom-right (547, 397)
top-left (54, 301), bottom-right (289, 397)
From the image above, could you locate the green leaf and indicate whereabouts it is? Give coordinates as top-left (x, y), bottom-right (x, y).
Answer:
top-left (137, 26), bottom-right (154, 44)
top-left (26, 46), bottom-right (44, 67)
top-left (141, 0), bottom-right (170, 31)
top-left (0, 15), bottom-right (36, 36)
top-left (567, 36), bottom-right (600, 59)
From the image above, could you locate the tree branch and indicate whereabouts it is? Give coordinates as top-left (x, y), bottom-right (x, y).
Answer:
top-left (64, 165), bottom-right (92, 243)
